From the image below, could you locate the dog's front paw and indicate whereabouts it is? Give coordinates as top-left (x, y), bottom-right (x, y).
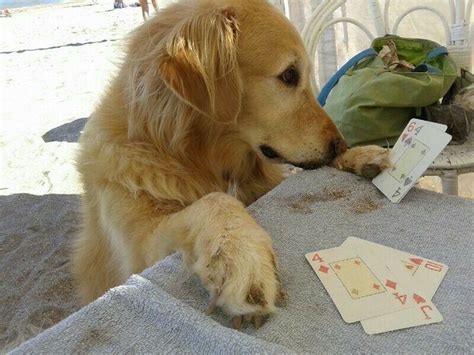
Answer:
top-left (191, 225), bottom-right (286, 329)
top-left (331, 145), bottom-right (391, 179)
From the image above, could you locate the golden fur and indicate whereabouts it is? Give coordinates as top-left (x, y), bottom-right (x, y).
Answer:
top-left (73, 0), bottom-right (389, 328)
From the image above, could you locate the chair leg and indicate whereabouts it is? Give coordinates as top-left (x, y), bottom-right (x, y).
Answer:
top-left (441, 170), bottom-right (459, 195)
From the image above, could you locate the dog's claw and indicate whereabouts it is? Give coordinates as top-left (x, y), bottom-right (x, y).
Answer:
top-left (232, 316), bottom-right (242, 330)
top-left (253, 315), bottom-right (263, 329)
top-left (206, 297), bottom-right (217, 315)
top-left (276, 288), bottom-right (288, 307)
top-left (231, 314), bottom-right (265, 330)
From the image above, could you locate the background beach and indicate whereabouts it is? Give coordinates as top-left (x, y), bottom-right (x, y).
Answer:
top-left (1, 0), bottom-right (472, 199)
top-left (1, 0), bottom-right (472, 198)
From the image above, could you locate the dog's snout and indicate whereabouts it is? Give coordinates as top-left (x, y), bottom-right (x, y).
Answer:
top-left (330, 138), bottom-right (348, 158)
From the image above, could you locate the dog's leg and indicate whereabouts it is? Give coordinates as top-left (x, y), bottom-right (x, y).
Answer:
top-left (72, 186), bottom-right (148, 304)
top-left (72, 214), bottom-right (130, 304)
top-left (148, 192), bottom-right (285, 327)
top-left (330, 145), bottom-right (391, 179)
top-left (151, 0), bottom-right (158, 13)
top-left (74, 186), bottom-right (285, 324)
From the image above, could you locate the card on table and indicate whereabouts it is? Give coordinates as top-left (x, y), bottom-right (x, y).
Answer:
top-left (342, 237), bottom-right (447, 334)
top-left (342, 237), bottom-right (448, 298)
top-left (305, 245), bottom-right (418, 323)
top-left (373, 118), bottom-right (452, 203)
top-left (361, 299), bottom-right (443, 335)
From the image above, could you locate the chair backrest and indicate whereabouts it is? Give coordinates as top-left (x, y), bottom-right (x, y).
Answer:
top-left (282, 0), bottom-right (473, 95)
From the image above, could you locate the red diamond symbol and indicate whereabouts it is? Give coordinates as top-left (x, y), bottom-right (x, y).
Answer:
top-left (373, 283), bottom-right (380, 290)
top-left (354, 260), bottom-right (361, 265)
top-left (405, 265), bottom-right (415, 270)
top-left (351, 289), bottom-right (359, 295)
top-left (413, 293), bottom-right (426, 304)
top-left (385, 280), bottom-right (397, 290)
top-left (319, 265), bottom-right (329, 274)
top-left (334, 264), bottom-right (341, 270)
top-left (409, 258), bottom-right (423, 265)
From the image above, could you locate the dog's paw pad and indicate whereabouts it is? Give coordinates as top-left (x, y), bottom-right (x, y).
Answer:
top-left (361, 153), bottom-right (391, 179)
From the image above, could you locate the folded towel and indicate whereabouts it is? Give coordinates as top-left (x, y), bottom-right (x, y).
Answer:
top-left (12, 168), bottom-right (474, 353)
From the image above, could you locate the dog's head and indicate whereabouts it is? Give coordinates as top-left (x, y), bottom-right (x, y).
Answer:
top-left (131, 0), bottom-right (347, 169)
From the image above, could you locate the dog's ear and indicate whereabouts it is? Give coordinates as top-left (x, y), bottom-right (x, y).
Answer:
top-left (157, 8), bottom-right (242, 124)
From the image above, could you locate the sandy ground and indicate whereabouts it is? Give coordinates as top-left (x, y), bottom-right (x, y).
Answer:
top-left (1, 0), bottom-right (143, 196)
top-left (0, 0), bottom-right (472, 350)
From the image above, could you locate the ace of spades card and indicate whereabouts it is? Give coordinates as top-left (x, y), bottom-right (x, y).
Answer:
top-left (373, 119), bottom-right (451, 203)
top-left (305, 246), bottom-right (418, 323)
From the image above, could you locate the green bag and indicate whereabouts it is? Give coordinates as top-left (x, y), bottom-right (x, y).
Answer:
top-left (319, 36), bottom-right (458, 147)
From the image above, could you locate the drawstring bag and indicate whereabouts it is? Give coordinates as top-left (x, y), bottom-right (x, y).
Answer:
top-left (319, 35), bottom-right (458, 147)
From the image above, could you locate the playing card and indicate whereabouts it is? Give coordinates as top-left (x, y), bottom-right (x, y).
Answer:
top-left (342, 237), bottom-right (448, 298)
top-left (305, 245), bottom-right (417, 323)
top-left (343, 237), bottom-right (447, 334)
top-left (373, 118), bottom-right (452, 203)
top-left (361, 299), bottom-right (443, 334)
top-left (402, 118), bottom-right (448, 135)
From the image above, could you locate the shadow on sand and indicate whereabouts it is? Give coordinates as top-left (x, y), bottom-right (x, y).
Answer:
top-left (0, 39), bottom-right (119, 55)
top-left (42, 117), bottom-right (88, 143)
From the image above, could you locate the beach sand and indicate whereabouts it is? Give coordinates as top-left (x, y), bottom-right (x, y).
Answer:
top-left (1, 0), bottom-right (141, 196)
top-left (0, 0), bottom-right (472, 350)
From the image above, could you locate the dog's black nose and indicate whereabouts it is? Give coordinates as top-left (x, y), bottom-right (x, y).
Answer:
top-left (260, 145), bottom-right (280, 159)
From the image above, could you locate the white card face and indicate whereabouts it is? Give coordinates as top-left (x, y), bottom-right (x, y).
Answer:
top-left (343, 237), bottom-right (447, 334)
top-left (342, 237), bottom-right (448, 298)
top-left (373, 119), bottom-right (452, 203)
top-left (362, 300), bottom-right (443, 335)
top-left (305, 246), bottom-right (417, 323)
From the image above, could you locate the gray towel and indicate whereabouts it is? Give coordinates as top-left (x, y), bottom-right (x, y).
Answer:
top-left (12, 168), bottom-right (474, 353)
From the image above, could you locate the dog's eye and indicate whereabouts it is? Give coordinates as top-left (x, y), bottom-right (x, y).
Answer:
top-left (278, 66), bottom-right (299, 87)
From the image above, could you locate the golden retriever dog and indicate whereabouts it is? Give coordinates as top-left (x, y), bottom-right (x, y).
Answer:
top-left (139, 0), bottom-right (158, 20)
top-left (73, 0), bottom-right (389, 328)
